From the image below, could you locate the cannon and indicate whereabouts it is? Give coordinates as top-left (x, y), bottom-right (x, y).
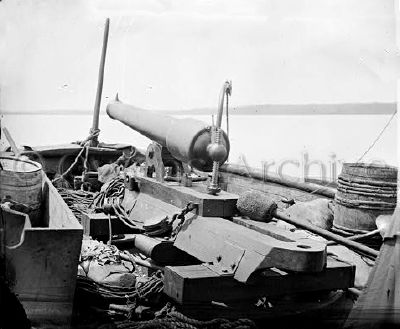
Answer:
top-left (107, 81), bottom-right (233, 195)
top-left (105, 82), bottom-right (238, 220)
top-left (106, 100), bottom-right (230, 173)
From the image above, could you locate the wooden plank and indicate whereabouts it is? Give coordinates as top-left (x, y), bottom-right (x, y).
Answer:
top-left (220, 172), bottom-right (332, 211)
top-left (21, 143), bottom-right (123, 157)
top-left (164, 258), bottom-right (355, 304)
top-left (231, 217), bottom-right (329, 246)
top-left (127, 192), bottom-right (181, 225)
top-left (174, 215), bottom-right (327, 282)
top-left (176, 290), bottom-right (350, 322)
top-left (232, 217), bottom-right (310, 242)
top-left (80, 212), bottom-right (141, 237)
top-left (136, 176), bottom-right (238, 217)
top-left (44, 178), bottom-right (82, 229)
top-left (220, 164), bottom-right (336, 198)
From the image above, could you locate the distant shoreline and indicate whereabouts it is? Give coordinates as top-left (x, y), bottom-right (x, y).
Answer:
top-left (1, 102), bottom-right (396, 115)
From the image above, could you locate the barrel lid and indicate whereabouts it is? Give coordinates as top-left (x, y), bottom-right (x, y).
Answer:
top-left (0, 156), bottom-right (42, 173)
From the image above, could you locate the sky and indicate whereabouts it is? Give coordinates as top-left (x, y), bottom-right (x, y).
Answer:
top-left (0, 0), bottom-right (399, 112)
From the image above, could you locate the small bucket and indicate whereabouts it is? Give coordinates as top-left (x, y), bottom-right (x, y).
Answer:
top-left (0, 156), bottom-right (43, 226)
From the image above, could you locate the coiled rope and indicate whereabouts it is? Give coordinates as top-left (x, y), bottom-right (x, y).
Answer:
top-left (90, 176), bottom-right (139, 235)
top-left (91, 176), bottom-right (126, 209)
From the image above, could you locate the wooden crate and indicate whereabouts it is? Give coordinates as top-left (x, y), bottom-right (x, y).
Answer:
top-left (4, 174), bottom-right (83, 327)
top-left (81, 212), bottom-right (141, 238)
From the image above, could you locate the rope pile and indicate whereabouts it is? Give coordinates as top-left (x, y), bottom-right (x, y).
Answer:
top-left (57, 188), bottom-right (95, 222)
top-left (92, 176), bottom-right (126, 209)
top-left (77, 275), bottom-right (138, 302)
top-left (91, 176), bottom-right (139, 231)
top-left (76, 272), bottom-right (164, 324)
top-left (112, 305), bottom-right (256, 329)
top-left (77, 270), bottom-right (163, 304)
top-left (136, 272), bottom-right (164, 301)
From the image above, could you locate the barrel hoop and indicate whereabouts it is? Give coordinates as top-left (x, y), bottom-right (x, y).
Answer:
top-left (336, 194), bottom-right (397, 206)
top-left (335, 195), bottom-right (397, 210)
top-left (338, 176), bottom-right (397, 191)
top-left (339, 174), bottom-right (397, 187)
top-left (337, 186), bottom-right (397, 198)
top-left (337, 184), bottom-right (397, 195)
top-left (335, 194), bottom-right (396, 206)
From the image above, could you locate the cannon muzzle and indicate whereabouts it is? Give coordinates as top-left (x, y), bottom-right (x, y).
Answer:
top-left (106, 100), bottom-right (230, 171)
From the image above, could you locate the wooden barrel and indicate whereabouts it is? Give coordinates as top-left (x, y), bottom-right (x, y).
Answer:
top-left (334, 163), bottom-right (397, 231)
top-left (0, 156), bottom-right (43, 226)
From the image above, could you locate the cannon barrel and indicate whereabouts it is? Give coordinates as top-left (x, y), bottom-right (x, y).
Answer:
top-left (106, 100), bottom-right (230, 171)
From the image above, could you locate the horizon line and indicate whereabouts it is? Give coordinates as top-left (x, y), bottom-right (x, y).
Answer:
top-left (1, 102), bottom-right (396, 116)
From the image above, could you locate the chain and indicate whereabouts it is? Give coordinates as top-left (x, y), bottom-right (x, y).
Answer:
top-left (169, 202), bottom-right (198, 239)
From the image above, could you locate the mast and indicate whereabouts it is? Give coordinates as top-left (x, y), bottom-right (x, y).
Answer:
top-left (90, 18), bottom-right (110, 147)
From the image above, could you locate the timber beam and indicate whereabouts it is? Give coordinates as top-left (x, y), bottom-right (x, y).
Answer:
top-left (174, 215), bottom-right (327, 283)
top-left (164, 258), bottom-right (355, 304)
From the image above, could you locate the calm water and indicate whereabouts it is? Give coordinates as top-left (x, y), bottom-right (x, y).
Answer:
top-left (1, 113), bottom-right (397, 181)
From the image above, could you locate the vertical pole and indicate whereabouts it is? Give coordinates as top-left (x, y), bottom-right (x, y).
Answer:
top-left (0, 208), bottom-right (5, 283)
top-left (90, 18), bottom-right (110, 147)
top-left (3, 127), bottom-right (20, 156)
top-left (225, 93), bottom-right (229, 163)
top-left (226, 93), bottom-right (229, 139)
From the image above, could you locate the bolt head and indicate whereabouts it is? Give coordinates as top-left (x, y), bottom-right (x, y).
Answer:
top-left (207, 184), bottom-right (221, 195)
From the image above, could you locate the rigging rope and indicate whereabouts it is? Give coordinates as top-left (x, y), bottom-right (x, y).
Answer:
top-left (51, 129), bottom-right (100, 184)
top-left (304, 110), bottom-right (397, 197)
top-left (355, 110), bottom-right (397, 163)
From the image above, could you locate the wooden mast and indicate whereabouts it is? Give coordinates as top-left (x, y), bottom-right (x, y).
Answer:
top-left (90, 18), bottom-right (110, 147)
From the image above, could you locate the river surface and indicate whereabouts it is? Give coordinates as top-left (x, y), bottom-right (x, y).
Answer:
top-left (1, 113), bottom-right (397, 181)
